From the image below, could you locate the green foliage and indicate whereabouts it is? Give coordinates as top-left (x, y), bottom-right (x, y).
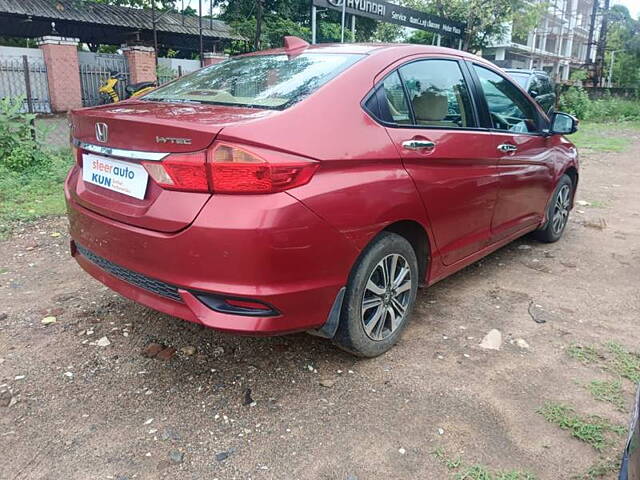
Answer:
top-left (580, 458), bottom-right (620, 479)
top-left (512, 1), bottom-right (548, 43)
top-left (432, 448), bottom-right (537, 480)
top-left (605, 341), bottom-right (640, 382)
top-left (605, 5), bottom-right (640, 88)
top-left (559, 86), bottom-right (640, 122)
top-left (587, 96), bottom-right (640, 122)
top-left (570, 122), bottom-right (637, 153)
top-left (0, 97), bottom-right (47, 172)
top-left (403, 0), bottom-right (537, 52)
top-left (566, 340), bottom-right (640, 383)
top-left (567, 344), bottom-right (602, 363)
top-left (586, 380), bottom-right (625, 411)
top-left (559, 87), bottom-right (591, 120)
top-left (0, 147), bottom-right (73, 236)
top-left (230, 16), bottom-right (311, 51)
top-left (538, 403), bottom-right (624, 451)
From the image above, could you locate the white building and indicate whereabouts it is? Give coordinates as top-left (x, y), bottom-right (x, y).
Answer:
top-left (481, 0), bottom-right (601, 82)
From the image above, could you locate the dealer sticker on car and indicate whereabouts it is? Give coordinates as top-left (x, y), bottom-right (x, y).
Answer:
top-left (82, 153), bottom-right (149, 200)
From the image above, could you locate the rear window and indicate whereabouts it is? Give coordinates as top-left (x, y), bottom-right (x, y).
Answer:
top-left (508, 72), bottom-right (529, 89)
top-left (143, 53), bottom-right (363, 110)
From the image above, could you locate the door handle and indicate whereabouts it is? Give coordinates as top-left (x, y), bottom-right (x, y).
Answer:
top-left (402, 140), bottom-right (436, 150)
top-left (497, 143), bottom-right (518, 153)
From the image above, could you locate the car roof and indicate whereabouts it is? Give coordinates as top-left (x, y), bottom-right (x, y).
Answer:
top-left (240, 42), bottom-right (488, 63)
top-left (504, 68), bottom-right (548, 76)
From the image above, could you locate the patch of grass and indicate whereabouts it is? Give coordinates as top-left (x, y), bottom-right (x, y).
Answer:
top-left (455, 465), bottom-right (493, 480)
top-left (538, 403), bottom-right (624, 451)
top-left (605, 342), bottom-right (640, 382)
top-left (586, 380), bottom-right (625, 411)
top-left (587, 200), bottom-right (606, 208)
top-left (567, 344), bottom-right (602, 364)
top-left (570, 121), bottom-right (638, 152)
top-left (576, 458), bottom-right (620, 479)
top-left (433, 449), bottom-right (536, 480)
top-left (0, 147), bottom-right (72, 237)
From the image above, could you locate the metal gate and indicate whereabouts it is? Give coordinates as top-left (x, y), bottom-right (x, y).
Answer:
top-left (78, 52), bottom-right (129, 107)
top-left (0, 55), bottom-right (51, 113)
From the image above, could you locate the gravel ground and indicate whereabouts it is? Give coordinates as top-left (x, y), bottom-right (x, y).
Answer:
top-left (1, 132), bottom-right (639, 480)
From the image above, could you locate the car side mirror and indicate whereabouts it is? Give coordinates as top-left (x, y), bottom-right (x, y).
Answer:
top-left (529, 89), bottom-right (539, 98)
top-left (549, 111), bottom-right (578, 135)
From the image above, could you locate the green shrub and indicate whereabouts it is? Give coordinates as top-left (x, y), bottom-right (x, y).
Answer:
top-left (0, 96), bottom-right (46, 171)
top-left (559, 86), bottom-right (591, 120)
top-left (587, 96), bottom-right (640, 122)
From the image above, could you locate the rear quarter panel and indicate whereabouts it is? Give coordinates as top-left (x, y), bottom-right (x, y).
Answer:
top-left (217, 52), bottom-right (437, 281)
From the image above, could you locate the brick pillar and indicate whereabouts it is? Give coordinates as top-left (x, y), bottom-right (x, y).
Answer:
top-left (122, 46), bottom-right (156, 84)
top-left (203, 53), bottom-right (227, 67)
top-left (37, 36), bottom-right (82, 112)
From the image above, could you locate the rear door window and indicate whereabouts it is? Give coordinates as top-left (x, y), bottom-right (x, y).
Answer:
top-left (398, 59), bottom-right (475, 128)
top-left (381, 71), bottom-right (412, 124)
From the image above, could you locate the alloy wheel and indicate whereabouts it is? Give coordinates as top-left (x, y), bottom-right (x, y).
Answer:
top-left (552, 184), bottom-right (571, 235)
top-left (361, 254), bottom-right (412, 341)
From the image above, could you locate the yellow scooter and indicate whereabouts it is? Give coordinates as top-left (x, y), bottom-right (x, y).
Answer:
top-left (98, 71), bottom-right (157, 103)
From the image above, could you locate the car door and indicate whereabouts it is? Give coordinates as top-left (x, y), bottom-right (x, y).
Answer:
top-left (369, 58), bottom-right (498, 266)
top-left (469, 63), bottom-right (556, 242)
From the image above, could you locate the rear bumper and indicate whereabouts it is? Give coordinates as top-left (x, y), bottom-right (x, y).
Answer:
top-left (65, 169), bottom-right (359, 334)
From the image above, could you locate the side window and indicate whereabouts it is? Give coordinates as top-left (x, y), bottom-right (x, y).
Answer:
top-left (398, 59), bottom-right (474, 128)
top-left (380, 71), bottom-right (411, 124)
top-left (473, 65), bottom-right (540, 134)
top-left (539, 76), bottom-right (552, 94)
top-left (529, 75), bottom-right (542, 95)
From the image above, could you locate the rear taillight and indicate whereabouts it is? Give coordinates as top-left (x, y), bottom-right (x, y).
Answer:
top-left (209, 143), bottom-right (318, 194)
top-left (143, 152), bottom-right (209, 192)
top-left (142, 143), bottom-right (317, 194)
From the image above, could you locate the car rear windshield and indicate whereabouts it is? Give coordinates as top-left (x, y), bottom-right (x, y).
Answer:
top-left (143, 53), bottom-right (363, 110)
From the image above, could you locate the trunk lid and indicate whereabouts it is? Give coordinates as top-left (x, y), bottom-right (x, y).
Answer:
top-left (69, 101), bottom-right (276, 233)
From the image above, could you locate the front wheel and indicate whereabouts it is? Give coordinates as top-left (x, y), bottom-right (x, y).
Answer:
top-left (333, 232), bottom-right (419, 357)
top-left (533, 174), bottom-right (573, 243)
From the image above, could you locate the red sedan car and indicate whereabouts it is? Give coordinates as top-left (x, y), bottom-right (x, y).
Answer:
top-left (65, 38), bottom-right (578, 357)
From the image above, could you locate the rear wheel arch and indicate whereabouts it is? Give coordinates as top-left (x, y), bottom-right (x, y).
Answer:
top-left (382, 220), bottom-right (430, 285)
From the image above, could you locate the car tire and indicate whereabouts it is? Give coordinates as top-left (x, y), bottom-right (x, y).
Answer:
top-left (333, 232), bottom-right (419, 357)
top-left (533, 174), bottom-right (573, 243)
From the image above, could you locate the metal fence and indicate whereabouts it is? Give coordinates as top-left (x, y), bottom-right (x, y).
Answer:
top-left (79, 63), bottom-right (130, 106)
top-left (79, 52), bottom-right (130, 107)
top-left (0, 55), bottom-right (51, 113)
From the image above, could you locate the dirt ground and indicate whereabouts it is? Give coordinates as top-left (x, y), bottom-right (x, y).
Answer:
top-left (1, 132), bottom-right (639, 480)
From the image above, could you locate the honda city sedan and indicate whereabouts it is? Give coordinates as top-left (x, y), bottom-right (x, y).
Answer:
top-left (65, 37), bottom-right (579, 357)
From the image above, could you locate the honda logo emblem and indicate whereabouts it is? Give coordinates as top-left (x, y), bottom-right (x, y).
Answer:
top-left (95, 122), bottom-right (108, 143)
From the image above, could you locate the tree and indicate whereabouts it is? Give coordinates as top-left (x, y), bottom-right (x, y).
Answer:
top-left (604, 5), bottom-right (640, 87)
top-left (402, 0), bottom-right (545, 52)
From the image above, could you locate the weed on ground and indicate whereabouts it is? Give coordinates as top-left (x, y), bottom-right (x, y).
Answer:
top-left (538, 403), bottom-right (625, 451)
top-left (433, 449), bottom-right (537, 480)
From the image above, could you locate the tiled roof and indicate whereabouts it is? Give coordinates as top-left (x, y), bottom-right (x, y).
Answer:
top-left (0, 0), bottom-right (243, 41)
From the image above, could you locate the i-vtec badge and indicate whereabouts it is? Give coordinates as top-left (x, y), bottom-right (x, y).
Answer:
top-left (155, 136), bottom-right (192, 145)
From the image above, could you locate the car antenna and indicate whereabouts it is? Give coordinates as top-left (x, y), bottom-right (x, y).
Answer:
top-left (283, 36), bottom-right (310, 57)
